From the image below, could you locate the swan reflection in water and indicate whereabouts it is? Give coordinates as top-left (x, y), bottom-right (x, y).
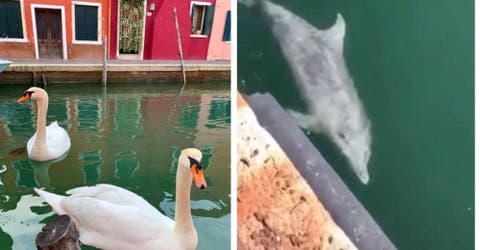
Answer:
top-left (9, 151), bottom-right (68, 189)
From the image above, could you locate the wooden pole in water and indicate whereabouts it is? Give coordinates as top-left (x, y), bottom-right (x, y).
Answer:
top-left (36, 215), bottom-right (80, 250)
top-left (32, 71), bottom-right (37, 86)
top-left (173, 7), bottom-right (187, 91)
top-left (42, 73), bottom-right (47, 88)
top-left (102, 35), bottom-right (107, 85)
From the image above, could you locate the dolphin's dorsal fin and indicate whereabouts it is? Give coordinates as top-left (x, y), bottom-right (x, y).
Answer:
top-left (319, 13), bottom-right (346, 51)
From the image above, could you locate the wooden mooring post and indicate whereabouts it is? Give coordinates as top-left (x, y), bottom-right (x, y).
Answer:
top-left (41, 73), bottom-right (47, 88)
top-left (173, 7), bottom-right (187, 92)
top-left (102, 35), bottom-right (107, 85)
top-left (32, 71), bottom-right (37, 86)
top-left (36, 215), bottom-right (80, 250)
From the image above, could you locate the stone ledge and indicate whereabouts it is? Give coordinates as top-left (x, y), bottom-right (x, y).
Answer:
top-left (4, 64), bottom-right (229, 72)
top-left (237, 93), bottom-right (357, 249)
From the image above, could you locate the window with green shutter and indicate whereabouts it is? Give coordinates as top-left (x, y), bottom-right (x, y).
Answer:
top-left (190, 3), bottom-right (214, 36)
top-left (222, 11), bottom-right (230, 41)
top-left (0, 0), bottom-right (23, 39)
top-left (75, 5), bottom-right (98, 41)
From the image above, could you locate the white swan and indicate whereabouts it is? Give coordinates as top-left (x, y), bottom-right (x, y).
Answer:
top-left (17, 87), bottom-right (71, 161)
top-left (34, 148), bottom-right (208, 250)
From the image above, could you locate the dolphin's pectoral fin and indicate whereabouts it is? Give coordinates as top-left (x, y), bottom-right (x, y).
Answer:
top-left (287, 109), bottom-right (316, 129)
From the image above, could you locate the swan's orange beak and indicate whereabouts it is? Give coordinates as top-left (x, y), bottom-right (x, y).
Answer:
top-left (191, 163), bottom-right (207, 189)
top-left (17, 94), bottom-right (30, 103)
top-left (17, 91), bottom-right (34, 103)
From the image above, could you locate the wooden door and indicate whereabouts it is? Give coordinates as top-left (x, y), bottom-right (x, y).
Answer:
top-left (36, 9), bottom-right (62, 59)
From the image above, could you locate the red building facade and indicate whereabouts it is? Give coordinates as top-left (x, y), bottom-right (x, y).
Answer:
top-left (109, 0), bottom-right (216, 60)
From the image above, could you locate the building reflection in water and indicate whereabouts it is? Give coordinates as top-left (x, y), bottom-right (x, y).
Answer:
top-left (76, 98), bottom-right (100, 133)
top-left (79, 150), bottom-right (103, 184)
top-left (47, 98), bottom-right (69, 129)
top-left (114, 150), bottom-right (139, 180)
top-left (1, 103), bottom-right (34, 137)
top-left (0, 91), bottom-right (230, 189)
top-left (114, 97), bottom-right (142, 139)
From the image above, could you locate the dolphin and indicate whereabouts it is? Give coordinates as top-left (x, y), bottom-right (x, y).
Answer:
top-left (241, 0), bottom-right (372, 184)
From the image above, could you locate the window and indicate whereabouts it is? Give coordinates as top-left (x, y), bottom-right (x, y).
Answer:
top-left (0, 0), bottom-right (23, 39)
top-left (190, 2), bottom-right (214, 36)
top-left (74, 4), bottom-right (99, 42)
top-left (222, 10), bottom-right (230, 42)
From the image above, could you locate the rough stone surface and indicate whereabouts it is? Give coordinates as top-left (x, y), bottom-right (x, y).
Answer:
top-left (237, 94), bottom-right (357, 250)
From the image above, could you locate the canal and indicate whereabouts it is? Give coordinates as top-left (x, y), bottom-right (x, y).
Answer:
top-left (0, 82), bottom-right (231, 249)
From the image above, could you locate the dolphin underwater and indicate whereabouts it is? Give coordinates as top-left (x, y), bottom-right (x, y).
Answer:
top-left (241, 0), bottom-right (372, 184)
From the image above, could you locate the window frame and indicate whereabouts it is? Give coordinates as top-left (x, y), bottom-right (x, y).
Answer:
top-left (189, 1), bottom-right (211, 38)
top-left (0, 0), bottom-right (27, 42)
top-left (72, 1), bottom-right (101, 45)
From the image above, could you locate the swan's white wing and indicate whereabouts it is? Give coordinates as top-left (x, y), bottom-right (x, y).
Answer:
top-left (36, 186), bottom-right (177, 250)
top-left (34, 188), bottom-right (67, 215)
top-left (26, 135), bottom-right (34, 156)
top-left (66, 184), bottom-right (162, 216)
top-left (61, 196), bottom-right (176, 250)
top-left (45, 121), bottom-right (70, 158)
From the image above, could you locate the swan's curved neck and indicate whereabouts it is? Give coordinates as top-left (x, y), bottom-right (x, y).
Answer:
top-left (33, 95), bottom-right (49, 153)
top-left (174, 164), bottom-right (195, 235)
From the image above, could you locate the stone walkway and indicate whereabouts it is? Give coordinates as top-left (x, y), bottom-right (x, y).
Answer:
top-left (4, 59), bottom-right (230, 72)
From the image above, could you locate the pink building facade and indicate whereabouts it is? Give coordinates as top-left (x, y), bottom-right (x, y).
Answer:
top-left (206, 0), bottom-right (230, 61)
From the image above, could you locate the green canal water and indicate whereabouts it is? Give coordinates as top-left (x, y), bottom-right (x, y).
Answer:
top-left (239, 1), bottom-right (474, 249)
top-left (0, 83), bottom-right (230, 249)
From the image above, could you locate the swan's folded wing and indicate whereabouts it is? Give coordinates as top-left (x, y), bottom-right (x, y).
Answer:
top-left (46, 121), bottom-right (71, 158)
top-left (66, 184), bottom-right (160, 214)
top-left (26, 134), bottom-right (35, 156)
top-left (61, 196), bottom-right (176, 250)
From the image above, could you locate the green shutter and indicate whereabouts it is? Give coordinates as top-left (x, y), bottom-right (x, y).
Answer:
top-left (0, 3), bottom-right (8, 37)
top-left (222, 11), bottom-right (230, 41)
top-left (75, 5), bottom-right (98, 41)
top-left (85, 6), bottom-right (98, 40)
top-left (75, 6), bottom-right (85, 40)
top-left (6, 1), bottom-right (22, 38)
top-left (202, 5), bottom-right (214, 36)
top-left (0, 1), bottom-right (23, 38)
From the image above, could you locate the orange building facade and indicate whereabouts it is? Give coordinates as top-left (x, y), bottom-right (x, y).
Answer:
top-left (0, 0), bottom-right (110, 59)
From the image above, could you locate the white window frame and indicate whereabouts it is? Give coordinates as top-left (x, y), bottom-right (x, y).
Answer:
top-left (72, 1), bottom-right (102, 45)
top-left (0, 0), bottom-right (28, 42)
top-left (31, 4), bottom-right (68, 60)
top-left (189, 1), bottom-right (211, 38)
